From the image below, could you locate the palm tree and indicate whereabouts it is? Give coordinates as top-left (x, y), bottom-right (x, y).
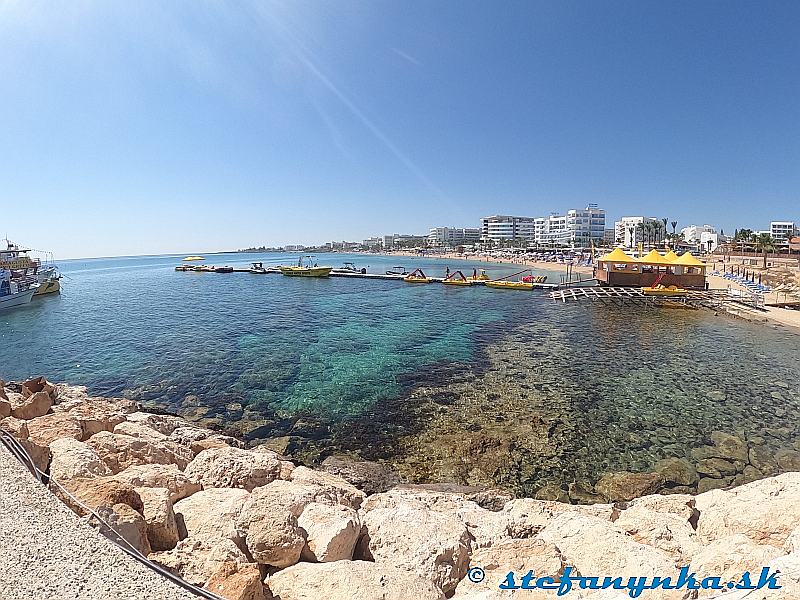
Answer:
top-left (754, 233), bottom-right (775, 269)
top-left (636, 222), bottom-right (646, 252)
top-left (661, 218), bottom-right (668, 247)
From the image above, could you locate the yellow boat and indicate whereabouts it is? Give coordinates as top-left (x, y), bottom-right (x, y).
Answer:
top-left (279, 266), bottom-right (332, 277)
top-left (443, 270), bottom-right (473, 286)
top-left (404, 268), bottom-right (433, 283)
top-left (485, 280), bottom-right (535, 290)
top-left (469, 269), bottom-right (490, 281)
top-left (183, 255), bottom-right (205, 261)
top-left (279, 256), bottom-right (332, 277)
top-left (641, 285), bottom-right (688, 296)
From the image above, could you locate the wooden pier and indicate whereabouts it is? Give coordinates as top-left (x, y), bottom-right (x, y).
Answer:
top-left (549, 286), bottom-right (766, 311)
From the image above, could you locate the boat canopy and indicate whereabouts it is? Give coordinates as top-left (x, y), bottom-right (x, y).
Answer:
top-left (597, 248), bottom-right (638, 264)
top-left (672, 252), bottom-right (705, 266)
top-left (638, 250), bottom-right (674, 266)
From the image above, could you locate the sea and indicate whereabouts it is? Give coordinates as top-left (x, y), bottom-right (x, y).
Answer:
top-left (2, 251), bottom-right (799, 497)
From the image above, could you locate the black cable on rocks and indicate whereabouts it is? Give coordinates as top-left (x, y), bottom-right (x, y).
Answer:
top-left (0, 428), bottom-right (226, 600)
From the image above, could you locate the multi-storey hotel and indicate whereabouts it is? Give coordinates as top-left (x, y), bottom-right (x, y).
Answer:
top-left (480, 205), bottom-right (605, 247)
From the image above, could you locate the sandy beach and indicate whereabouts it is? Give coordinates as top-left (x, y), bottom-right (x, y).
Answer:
top-left (389, 250), bottom-right (800, 332)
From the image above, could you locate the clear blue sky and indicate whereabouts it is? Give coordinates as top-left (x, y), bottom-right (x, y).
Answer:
top-left (1, 1), bottom-right (799, 258)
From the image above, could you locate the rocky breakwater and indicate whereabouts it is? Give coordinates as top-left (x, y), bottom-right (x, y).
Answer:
top-left (1, 377), bottom-right (800, 600)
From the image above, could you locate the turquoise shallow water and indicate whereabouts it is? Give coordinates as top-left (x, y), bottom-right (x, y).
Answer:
top-left (2, 251), bottom-right (799, 496)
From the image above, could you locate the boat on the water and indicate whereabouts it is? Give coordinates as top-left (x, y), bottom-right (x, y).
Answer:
top-left (0, 285), bottom-right (37, 310)
top-left (34, 266), bottom-right (61, 295)
top-left (183, 255), bottom-right (205, 261)
top-left (404, 268), bottom-right (433, 283)
top-left (386, 266), bottom-right (408, 276)
top-left (485, 280), bottom-right (535, 290)
top-left (0, 239), bottom-right (52, 305)
top-left (279, 256), bottom-right (332, 278)
top-left (641, 285), bottom-right (688, 296)
top-left (443, 270), bottom-right (473, 286)
top-left (249, 262), bottom-right (268, 274)
top-left (213, 266), bottom-right (234, 273)
top-left (332, 262), bottom-right (367, 275)
top-left (469, 269), bottom-right (490, 281)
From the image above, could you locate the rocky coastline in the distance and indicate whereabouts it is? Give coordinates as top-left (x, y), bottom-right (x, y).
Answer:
top-left (1, 377), bottom-right (799, 599)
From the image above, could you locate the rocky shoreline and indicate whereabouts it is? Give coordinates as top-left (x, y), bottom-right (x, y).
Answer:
top-left (1, 377), bottom-right (799, 599)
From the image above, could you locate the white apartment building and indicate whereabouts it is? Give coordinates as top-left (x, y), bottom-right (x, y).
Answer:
top-left (771, 221), bottom-right (796, 244)
top-left (362, 237), bottom-right (382, 248)
top-left (382, 234), bottom-right (427, 248)
top-left (565, 205), bottom-right (605, 247)
top-left (428, 227), bottom-right (481, 247)
top-left (681, 224), bottom-right (716, 244)
top-left (482, 205), bottom-right (605, 247)
top-left (480, 215), bottom-right (538, 242)
top-left (614, 216), bottom-right (661, 248)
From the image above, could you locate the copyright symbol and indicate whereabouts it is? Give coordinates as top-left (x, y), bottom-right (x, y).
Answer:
top-left (467, 567), bottom-right (486, 583)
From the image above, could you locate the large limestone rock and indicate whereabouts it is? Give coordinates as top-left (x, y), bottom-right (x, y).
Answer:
top-left (136, 486), bottom-right (179, 551)
top-left (235, 480), bottom-right (315, 567)
top-left (18, 437), bottom-right (51, 474)
top-left (184, 446), bottom-right (283, 491)
top-left (61, 476), bottom-right (144, 514)
top-left (500, 498), bottom-right (616, 539)
top-left (537, 513), bottom-right (675, 582)
top-left (594, 471), bottom-right (665, 502)
top-left (124, 411), bottom-right (190, 436)
top-left (113, 420), bottom-right (169, 441)
top-left (26, 412), bottom-right (84, 445)
top-left (64, 399), bottom-right (129, 437)
top-left (150, 536), bottom-right (249, 586)
top-left (49, 438), bottom-right (111, 481)
top-left (298, 502), bottom-right (360, 562)
top-left (96, 503), bottom-right (152, 556)
top-left (10, 390), bottom-right (52, 420)
top-left (266, 560), bottom-right (445, 600)
top-left (21, 376), bottom-right (56, 400)
top-left (320, 455), bottom-right (402, 495)
top-left (453, 538), bottom-right (563, 598)
top-left (688, 534), bottom-right (784, 597)
top-left (174, 488), bottom-right (250, 548)
top-left (0, 416), bottom-right (29, 439)
top-left (613, 494), bottom-right (700, 565)
top-left (360, 494), bottom-right (472, 594)
top-left (695, 472), bottom-right (800, 548)
top-left (115, 463), bottom-right (201, 503)
top-left (170, 425), bottom-right (243, 452)
top-left (0, 398), bottom-right (10, 418)
top-left (85, 431), bottom-right (194, 473)
top-left (205, 561), bottom-right (266, 600)
top-left (289, 465), bottom-right (366, 509)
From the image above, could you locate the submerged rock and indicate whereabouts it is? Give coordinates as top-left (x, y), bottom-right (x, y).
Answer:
top-left (654, 457), bottom-right (699, 487)
top-left (594, 471), bottom-right (665, 502)
top-left (319, 455), bottom-right (402, 495)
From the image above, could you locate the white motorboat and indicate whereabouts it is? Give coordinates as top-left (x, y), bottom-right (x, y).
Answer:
top-left (0, 282), bottom-right (37, 310)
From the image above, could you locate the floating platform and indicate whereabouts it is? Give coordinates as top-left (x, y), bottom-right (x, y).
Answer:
top-left (176, 266), bottom-right (559, 288)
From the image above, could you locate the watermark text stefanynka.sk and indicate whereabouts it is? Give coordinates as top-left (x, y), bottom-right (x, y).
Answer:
top-left (464, 565), bottom-right (781, 597)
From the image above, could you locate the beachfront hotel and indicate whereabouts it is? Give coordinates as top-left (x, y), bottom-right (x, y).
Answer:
top-left (427, 227), bottom-right (481, 247)
top-left (480, 205), bottom-right (605, 247)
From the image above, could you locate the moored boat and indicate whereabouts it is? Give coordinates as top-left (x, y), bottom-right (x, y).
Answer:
top-left (386, 266), bottom-right (408, 276)
top-left (279, 256), bottom-right (332, 278)
top-left (443, 270), bottom-right (473, 286)
top-left (404, 268), bottom-right (433, 283)
top-left (249, 262), bottom-right (268, 274)
top-left (641, 285), bottom-right (688, 296)
top-left (34, 266), bottom-right (61, 296)
top-left (0, 286), bottom-right (37, 310)
top-left (485, 280), bottom-right (535, 290)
